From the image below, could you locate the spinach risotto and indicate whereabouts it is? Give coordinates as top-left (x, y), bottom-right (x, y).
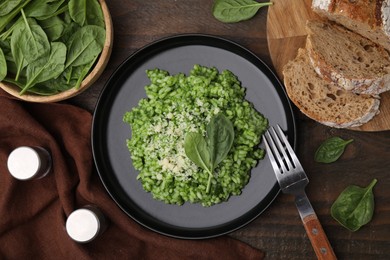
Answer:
top-left (123, 65), bottom-right (268, 206)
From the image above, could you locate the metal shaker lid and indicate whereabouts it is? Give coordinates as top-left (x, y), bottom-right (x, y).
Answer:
top-left (7, 146), bottom-right (51, 180)
top-left (66, 206), bottom-right (105, 243)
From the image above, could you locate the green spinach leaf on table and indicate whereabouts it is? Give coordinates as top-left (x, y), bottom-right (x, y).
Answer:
top-left (314, 137), bottom-right (353, 163)
top-left (331, 179), bottom-right (377, 232)
top-left (212, 0), bottom-right (273, 23)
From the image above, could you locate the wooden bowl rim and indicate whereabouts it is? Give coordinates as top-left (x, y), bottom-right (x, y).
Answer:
top-left (0, 0), bottom-right (113, 103)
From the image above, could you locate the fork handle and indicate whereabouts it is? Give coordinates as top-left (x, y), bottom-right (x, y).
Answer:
top-left (302, 214), bottom-right (337, 260)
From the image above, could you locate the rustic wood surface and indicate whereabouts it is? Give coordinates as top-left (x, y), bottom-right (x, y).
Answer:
top-left (68, 1), bottom-right (390, 259)
top-left (267, 0), bottom-right (390, 132)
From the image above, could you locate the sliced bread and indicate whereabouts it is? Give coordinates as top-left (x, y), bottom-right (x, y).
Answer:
top-left (312, 0), bottom-right (390, 52)
top-left (306, 20), bottom-right (390, 95)
top-left (283, 48), bottom-right (380, 128)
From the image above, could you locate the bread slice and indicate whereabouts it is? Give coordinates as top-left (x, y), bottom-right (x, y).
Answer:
top-left (283, 48), bottom-right (380, 128)
top-left (312, 0), bottom-right (390, 52)
top-left (306, 20), bottom-right (390, 95)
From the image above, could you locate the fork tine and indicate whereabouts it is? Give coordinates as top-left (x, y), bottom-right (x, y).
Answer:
top-left (264, 130), bottom-right (288, 174)
top-left (264, 133), bottom-right (284, 176)
top-left (275, 125), bottom-right (301, 169)
top-left (269, 126), bottom-right (295, 171)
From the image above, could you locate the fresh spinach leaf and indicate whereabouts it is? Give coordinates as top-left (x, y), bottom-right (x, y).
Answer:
top-left (65, 25), bottom-right (105, 68)
top-left (207, 113), bottom-right (235, 169)
top-left (85, 0), bottom-right (105, 27)
top-left (0, 19), bottom-right (21, 41)
top-left (59, 20), bottom-right (80, 44)
top-left (69, 0), bottom-right (87, 26)
top-left (2, 76), bottom-right (25, 88)
top-left (19, 12), bottom-right (50, 63)
top-left (0, 40), bottom-right (13, 64)
top-left (0, 48), bottom-right (7, 81)
top-left (73, 55), bottom-right (99, 89)
top-left (33, 4), bottom-right (68, 21)
top-left (184, 132), bottom-right (212, 173)
top-left (21, 42), bottom-right (66, 94)
top-left (10, 21), bottom-right (29, 80)
top-left (0, 0), bottom-right (58, 41)
top-left (1, 0), bottom-right (106, 96)
top-left (331, 179), bottom-right (377, 232)
top-left (39, 16), bottom-right (65, 41)
top-left (28, 77), bottom-right (76, 95)
top-left (0, 39), bottom-right (10, 52)
top-left (184, 113), bottom-right (234, 193)
top-left (24, 0), bottom-right (65, 20)
top-left (315, 137), bottom-right (353, 163)
top-left (212, 0), bottom-right (272, 23)
top-left (10, 13), bottom-right (49, 80)
top-left (0, 0), bottom-right (23, 16)
top-left (0, 0), bottom-right (31, 33)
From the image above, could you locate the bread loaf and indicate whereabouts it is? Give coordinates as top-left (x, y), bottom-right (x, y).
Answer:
top-left (306, 20), bottom-right (390, 95)
top-left (283, 48), bottom-right (380, 128)
top-left (312, 0), bottom-right (390, 51)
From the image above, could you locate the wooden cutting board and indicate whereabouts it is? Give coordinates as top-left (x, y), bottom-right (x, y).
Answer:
top-left (266, 0), bottom-right (390, 132)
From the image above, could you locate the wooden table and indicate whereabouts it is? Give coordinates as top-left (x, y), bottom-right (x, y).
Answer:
top-left (69, 1), bottom-right (390, 259)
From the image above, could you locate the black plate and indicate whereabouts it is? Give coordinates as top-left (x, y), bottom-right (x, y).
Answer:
top-left (92, 34), bottom-right (296, 239)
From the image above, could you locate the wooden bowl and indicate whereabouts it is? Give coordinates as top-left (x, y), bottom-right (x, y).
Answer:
top-left (0, 0), bottom-right (113, 103)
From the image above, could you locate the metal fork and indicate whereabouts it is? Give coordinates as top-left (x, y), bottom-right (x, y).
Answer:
top-left (264, 125), bottom-right (337, 260)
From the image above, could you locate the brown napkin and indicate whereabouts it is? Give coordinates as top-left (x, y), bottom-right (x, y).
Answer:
top-left (0, 90), bottom-right (264, 259)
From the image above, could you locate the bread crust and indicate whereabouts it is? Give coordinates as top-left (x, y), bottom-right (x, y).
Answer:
top-left (312, 0), bottom-right (390, 51)
top-left (327, 0), bottom-right (383, 27)
top-left (306, 20), bottom-right (390, 95)
top-left (283, 48), bottom-right (380, 128)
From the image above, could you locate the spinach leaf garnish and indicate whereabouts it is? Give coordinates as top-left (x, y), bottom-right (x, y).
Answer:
top-left (315, 137), bottom-right (353, 163)
top-left (331, 179), bottom-right (377, 232)
top-left (184, 113), bottom-right (234, 193)
top-left (212, 0), bottom-right (273, 23)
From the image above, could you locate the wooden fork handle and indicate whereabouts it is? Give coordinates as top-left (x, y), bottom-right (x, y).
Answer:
top-left (302, 214), bottom-right (337, 260)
